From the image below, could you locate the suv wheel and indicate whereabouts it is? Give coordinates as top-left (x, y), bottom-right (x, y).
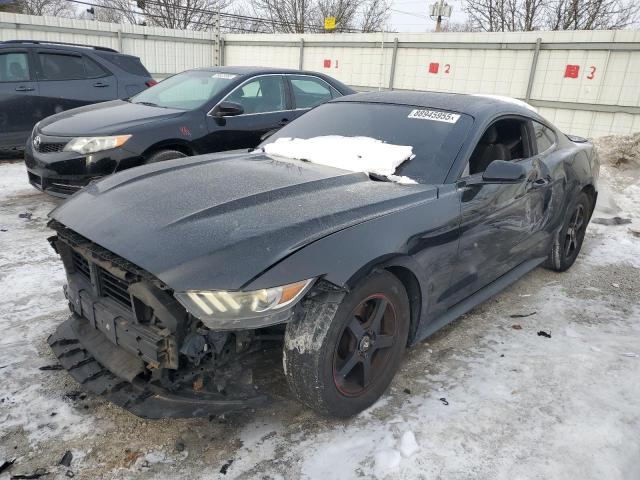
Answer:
top-left (283, 271), bottom-right (410, 417)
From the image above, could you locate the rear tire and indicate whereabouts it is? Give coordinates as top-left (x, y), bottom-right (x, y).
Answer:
top-left (145, 149), bottom-right (187, 164)
top-left (283, 271), bottom-right (410, 417)
top-left (545, 191), bottom-right (591, 272)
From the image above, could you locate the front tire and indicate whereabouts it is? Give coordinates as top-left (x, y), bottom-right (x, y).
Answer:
top-left (284, 271), bottom-right (410, 417)
top-left (145, 149), bottom-right (187, 164)
top-left (545, 191), bottom-right (591, 272)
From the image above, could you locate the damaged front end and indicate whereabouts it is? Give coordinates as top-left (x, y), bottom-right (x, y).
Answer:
top-left (47, 221), bottom-right (286, 419)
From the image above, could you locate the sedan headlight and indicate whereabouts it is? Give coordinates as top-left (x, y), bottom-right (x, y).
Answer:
top-left (175, 278), bottom-right (315, 329)
top-left (63, 135), bottom-right (131, 155)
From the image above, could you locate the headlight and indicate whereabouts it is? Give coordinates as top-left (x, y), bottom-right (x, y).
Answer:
top-left (32, 122), bottom-right (40, 138)
top-left (63, 135), bottom-right (131, 155)
top-left (174, 278), bottom-right (315, 329)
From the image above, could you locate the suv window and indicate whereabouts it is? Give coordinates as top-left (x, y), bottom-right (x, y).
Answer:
top-left (39, 53), bottom-right (86, 80)
top-left (226, 76), bottom-right (286, 114)
top-left (84, 56), bottom-right (108, 78)
top-left (98, 52), bottom-right (150, 77)
top-left (533, 121), bottom-right (555, 154)
top-left (0, 52), bottom-right (30, 82)
top-left (289, 75), bottom-right (333, 109)
top-left (465, 118), bottom-right (531, 176)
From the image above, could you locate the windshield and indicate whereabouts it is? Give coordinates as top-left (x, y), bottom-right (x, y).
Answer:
top-left (130, 70), bottom-right (238, 110)
top-left (261, 102), bottom-right (473, 184)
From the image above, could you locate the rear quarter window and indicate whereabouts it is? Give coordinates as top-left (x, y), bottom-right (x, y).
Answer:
top-left (99, 53), bottom-right (150, 77)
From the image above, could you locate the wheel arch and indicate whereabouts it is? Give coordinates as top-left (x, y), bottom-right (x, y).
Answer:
top-left (142, 139), bottom-right (197, 159)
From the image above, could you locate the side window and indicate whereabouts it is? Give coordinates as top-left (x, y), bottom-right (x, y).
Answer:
top-left (533, 121), bottom-right (555, 154)
top-left (84, 56), bottom-right (108, 78)
top-left (465, 118), bottom-right (530, 176)
top-left (289, 75), bottom-right (333, 109)
top-left (0, 52), bottom-right (30, 82)
top-left (226, 76), bottom-right (286, 114)
top-left (38, 53), bottom-right (86, 81)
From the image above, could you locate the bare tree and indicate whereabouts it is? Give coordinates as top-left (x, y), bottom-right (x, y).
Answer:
top-left (139, 0), bottom-right (231, 31)
top-left (465, 0), bottom-right (639, 31)
top-left (546, 0), bottom-right (640, 30)
top-left (8, 0), bottom-right (74, 16)
top-left (84, 0), bottom-right (139, 23)
top-left (358, 0), bottom-right (389, 32)
top-left (250, 0), bottom-right (389, 32)
top-left (248, 0), bottom-right (317, 32)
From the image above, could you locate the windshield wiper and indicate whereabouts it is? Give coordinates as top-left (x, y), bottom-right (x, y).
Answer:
top-left (134, 101), bottom-right (161, 107)
top-left (368, 172), bottom-right (392, 182)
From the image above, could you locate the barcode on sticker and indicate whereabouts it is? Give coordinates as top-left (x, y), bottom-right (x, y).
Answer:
top-left (212, 73), bottom-right (237, 79)
top-left (408, 109), bottom-right (460, 123)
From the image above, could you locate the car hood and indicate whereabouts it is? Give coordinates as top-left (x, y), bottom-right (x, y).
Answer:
top-left (39, 100), bottom-right (186, 136)
top-left (50, 152), bottom-right (437, 291)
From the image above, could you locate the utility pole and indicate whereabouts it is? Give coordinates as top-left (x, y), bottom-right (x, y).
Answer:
top-left (429, 0), bottom-right (452, 32)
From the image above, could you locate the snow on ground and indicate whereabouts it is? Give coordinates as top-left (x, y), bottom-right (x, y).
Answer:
top-left (0, 152), bottom-right (639, 480)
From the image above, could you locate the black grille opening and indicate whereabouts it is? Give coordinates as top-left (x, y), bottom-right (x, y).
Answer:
top-left (98, 267), bottom-right (131, 308)
top-left (37, 142), bottom-right (66, 153)
top-left (48, 182), bottom-right (82, 195)
top-left (71, 251), bottom-right (90, 280)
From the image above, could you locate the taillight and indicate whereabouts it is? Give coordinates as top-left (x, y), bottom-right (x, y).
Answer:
top-left (145, 79), bottom-right (157, 87)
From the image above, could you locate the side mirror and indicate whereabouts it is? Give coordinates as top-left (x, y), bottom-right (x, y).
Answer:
top-left (480, 160), bottom-right (526, 184)
top-left (212, 101), bottom-right (244, 118)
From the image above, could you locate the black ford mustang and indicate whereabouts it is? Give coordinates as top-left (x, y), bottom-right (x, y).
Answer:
top-left (46, 91), bottom-right (598, 419)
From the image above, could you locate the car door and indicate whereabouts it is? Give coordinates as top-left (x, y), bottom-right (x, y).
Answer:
top-left (286, 74), bottom-right (337, 121)
top-left (0, 48), bottom-right (40, 149)
top-left (204, 75), bottom-right (293, 152)
top-left (34, 49), bottom-right (118, 118)
top-left (446, 116), bottom-right (554, 306)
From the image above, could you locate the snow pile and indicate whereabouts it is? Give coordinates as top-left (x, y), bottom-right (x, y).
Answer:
top-left (263, 136), bottom-right (417, 184)
top-left (592, 132), bottom-right (640, 168)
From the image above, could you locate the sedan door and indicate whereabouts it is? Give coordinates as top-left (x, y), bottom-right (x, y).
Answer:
top-left (0, 49), bottom-right (40, 149)
top-left (204, 75), bottom-right (293, 152)
top-left (445, 116), bottom-right (554, 307)
top-left (34, 49), bottom-right (118, 118)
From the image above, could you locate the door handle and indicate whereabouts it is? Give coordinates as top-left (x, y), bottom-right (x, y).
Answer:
top-left (93, 82), bottom-right (109, 87)
top-left (15, 86), bottom-right (34, 92)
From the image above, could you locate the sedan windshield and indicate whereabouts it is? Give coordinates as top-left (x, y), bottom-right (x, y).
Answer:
top-left (261, 102), bottom-right (473, 184)
top-left (130, 70), bottom-right (237, 110)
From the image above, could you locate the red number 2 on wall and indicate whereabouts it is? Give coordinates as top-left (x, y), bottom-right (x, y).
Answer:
top-left (587, 66), bottom-right (596, 80)
top-left (444, 64), bottom-right (451, 74)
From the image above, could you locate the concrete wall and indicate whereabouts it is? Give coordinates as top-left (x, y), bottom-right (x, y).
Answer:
top-left (223, 30), bottom-right (640, 138)
top-left (0, 12), bottom-right (220, 78)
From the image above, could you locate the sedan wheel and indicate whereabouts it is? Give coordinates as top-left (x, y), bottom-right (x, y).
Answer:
top-left (283, 271), bottom-right (410, 417)
top-left (546, 191), bottom-right (592, 272)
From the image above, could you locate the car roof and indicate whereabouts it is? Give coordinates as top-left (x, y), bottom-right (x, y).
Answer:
top-left (0, 40), bottom-right (119, 54)
top-left (191, 66), bottom-right (327, 76)
top-left (333, 90), bottom-right (542, 122)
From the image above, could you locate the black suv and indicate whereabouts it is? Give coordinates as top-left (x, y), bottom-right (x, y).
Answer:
top-left (0, 40), bottom-right (154, 153)
top-left (25, 67), bottom-right (354, 197)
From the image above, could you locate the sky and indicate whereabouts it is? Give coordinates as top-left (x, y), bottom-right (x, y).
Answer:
top-left (388, 0), bottom-right (468, 32)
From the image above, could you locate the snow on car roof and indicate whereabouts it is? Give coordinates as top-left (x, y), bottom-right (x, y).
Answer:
top-left (263, 136), bottom-right (417, 184)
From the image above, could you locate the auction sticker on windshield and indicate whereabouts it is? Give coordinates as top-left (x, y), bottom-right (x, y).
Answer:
top-left (408, 109), bottom-right (460, 123)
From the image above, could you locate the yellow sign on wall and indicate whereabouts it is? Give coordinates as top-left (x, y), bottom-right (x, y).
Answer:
top-left (324, 17), bottom-right (336, 30)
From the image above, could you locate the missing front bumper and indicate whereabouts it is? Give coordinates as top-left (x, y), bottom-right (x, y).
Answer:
top-left (48, 315), bottom-right (269, 419)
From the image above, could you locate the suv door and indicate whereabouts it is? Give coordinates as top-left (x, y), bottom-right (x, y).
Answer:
top-left (34, 49), bottom-right (118, 118)
top-left (287, 74), bottom-right (337, 121)
top-left (446, 116), bottom-right (554, 306)
top-left (0, 49), bottom-right (40, 149)
top-left (204, 75), bottom-right (292, 152)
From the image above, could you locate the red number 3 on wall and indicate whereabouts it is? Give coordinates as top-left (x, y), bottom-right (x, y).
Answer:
top-left (587, 66), bottom-right (596, 80)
